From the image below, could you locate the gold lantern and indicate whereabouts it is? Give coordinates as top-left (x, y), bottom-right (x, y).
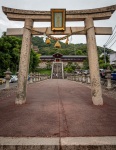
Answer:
top-left (54, 41), bottom-right (61, 48)
top-left (45, 38), bottom-right (51, 44)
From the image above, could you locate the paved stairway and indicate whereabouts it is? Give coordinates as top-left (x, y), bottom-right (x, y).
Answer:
top-left (51, 62), bottom-right (64, 79)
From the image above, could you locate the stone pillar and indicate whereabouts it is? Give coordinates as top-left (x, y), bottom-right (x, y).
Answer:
top-left (37, 73), bottom-right (39, 82)
top-left (82, 73), bottom-right (86, 83)
top-left (4, 68), bottom-right (11, 89)
top-left (39, 73), bottom-right (41, 81)
top-left (87, 74), bottom-right (91, 84)
top-left (77, 74), bottom-right (79, 82)
top-left (105, 66), bottom-right (112, 90)
top-left (29, 72), bottom-right (33, 83)
top-left (34, 73), bottom-right (36, 82)
top-left (36, 73), bottom-right (38, 82)
top-left (85, 17), bottom-right (103, 105)
top-left (75, 75), bottom-right (78, 82)
top-left (37, 73), bottom-right (39, 81)
top-left (15, 19), bottom-right (33, 104)
top-left (79, 73), bottom-right (82, 82)
top-left (72, 74), bottom-right (75, 81)
top-left (78, 74), bottom-right (80, 82)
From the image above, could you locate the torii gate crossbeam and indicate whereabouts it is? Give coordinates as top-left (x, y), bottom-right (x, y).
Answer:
top-left (2, 5), bottom-right (116, 105)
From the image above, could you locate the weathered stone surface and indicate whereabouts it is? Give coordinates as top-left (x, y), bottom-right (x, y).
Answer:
top-left (15, 19), bottom-right (33, 104)
top-left (2, 5), bottom-right (116, 15)
top-left (6, 12), bottom-right (112, 21)
top-left (2, 5), bottom-right (116, 21)
top-left (6, 27), bottom-right (112, 36)
top-left (85, 17), bottom-right (103, 105)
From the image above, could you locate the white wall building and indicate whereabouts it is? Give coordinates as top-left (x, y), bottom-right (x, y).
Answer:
top-left (110, 52), bottom-right (116, 66)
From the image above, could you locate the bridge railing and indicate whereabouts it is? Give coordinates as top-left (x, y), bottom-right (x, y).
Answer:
top-left (67, 73), bottom-right (116, 91)
top-left (28, 73), bottom-right (50, 84)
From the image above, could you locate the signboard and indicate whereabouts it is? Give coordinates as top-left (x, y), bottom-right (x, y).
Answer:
top-left (51, 9), bottom-right (66, 31)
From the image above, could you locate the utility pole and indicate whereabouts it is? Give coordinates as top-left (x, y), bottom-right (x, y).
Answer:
top-left (103, 45), bottom-right (106, 64)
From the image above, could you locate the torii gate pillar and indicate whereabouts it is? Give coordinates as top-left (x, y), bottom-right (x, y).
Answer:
top-left (15, 19), bottom-right (33, 104)
top-left (85, 18), bottom-right (103, 105)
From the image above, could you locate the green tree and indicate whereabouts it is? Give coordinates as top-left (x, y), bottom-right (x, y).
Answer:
top-left (0, 36), bottom-right (21, 76)
top-left (0, 35), bottom-right (40, 76)
top-left (29, 50), bottom-right (40, 72)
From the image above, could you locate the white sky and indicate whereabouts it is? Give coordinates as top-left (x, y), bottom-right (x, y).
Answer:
top-left (0, 0), bottom-right (116, 51)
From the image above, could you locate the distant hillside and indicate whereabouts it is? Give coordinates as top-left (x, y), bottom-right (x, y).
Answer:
top-left (32, 36), bottom-right (114, 56)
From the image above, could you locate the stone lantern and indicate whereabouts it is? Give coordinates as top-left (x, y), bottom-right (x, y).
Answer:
top-left (4, 68), bottom-right (12, 89)
top-left (105, 66), bottom-right (112, 89)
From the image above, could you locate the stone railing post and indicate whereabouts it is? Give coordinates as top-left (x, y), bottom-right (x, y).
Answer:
top-left (77, 74), bottom-right (79, 82)
top-left (87, 73), bottom-right (91, 84)
top-left (78, 73), bottom-right (80, 82)
top-left (32, 73), bottom-right (34, 82)
top-left (4, 68), bottom-right (12, 89)
top-left (67, 75), bottom-right (69, 80)
top-left (29, 72), bottom-right (33, 83)
top-left (75, 74), bottom-right (78, 82)
top-left (68, 75), bottom-right (70, 80)
top-left (82, 73), bottom-right (86, 83)
top-left (105, 66), bottom-right (112, 90)
top-left (79, 73), bottom-right (82, 82)
top-left (37, 73), bottom-right (39, 81)
top-left (73, 74), bottom-right (75, 81)
top-left (39, 73), bottom-right (41, 81)
top-left (70, 75), bottom-right (72, 80)
top-left (36, 73), bottom-right (38, 82)
top-left (85, 17), bottom-right (103, 105)
top-left (33, 72), bottom-right (36, 82)
top-left (15, 18), bottom-right (33, 104)
top-left (72, 74), bottom-right (73, 81)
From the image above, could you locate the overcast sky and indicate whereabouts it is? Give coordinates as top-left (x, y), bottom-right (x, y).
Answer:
top-left (0, 0), bottom-right (116, 51)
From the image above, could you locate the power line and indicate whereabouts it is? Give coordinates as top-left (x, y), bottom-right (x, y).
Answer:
top-left (104, 25), bottom-right (116, 46)
top-left (105, 31), bottom-right (116, 46)
top-left (108, 39), bottom-right (116, 49)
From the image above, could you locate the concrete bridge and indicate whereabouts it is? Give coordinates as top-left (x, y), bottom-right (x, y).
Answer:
top-left (0, 79), bottom-right (116, 149)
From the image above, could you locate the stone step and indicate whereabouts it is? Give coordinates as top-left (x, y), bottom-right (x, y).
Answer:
top-left (0, 137), bottom-right (116, 150)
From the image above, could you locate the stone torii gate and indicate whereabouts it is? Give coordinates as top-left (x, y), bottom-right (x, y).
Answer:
top-left (2, 5), bottom-right (116, 105)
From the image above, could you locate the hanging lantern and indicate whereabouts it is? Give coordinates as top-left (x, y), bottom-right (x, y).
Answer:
top-left (65, 37), bottom-right (69, 45)
top-left (54, 41), bottom-right (61, 48)
top-left (45, 38), bottom-right (51, 44)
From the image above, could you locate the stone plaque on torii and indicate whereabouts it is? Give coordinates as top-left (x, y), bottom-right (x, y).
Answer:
top-left (2, 5), bottom-right (116, 105)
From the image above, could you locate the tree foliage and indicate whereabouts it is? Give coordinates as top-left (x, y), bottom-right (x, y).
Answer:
top-left (0, 36), bottom-right (21, 76)
top-left (0, 35), bottom-right (40, 76)
top-left (32, 36), bottom-right (114, 56)
top-left (29, 50), bottom-right (41, 73)
top-left (32, 36), bottom-right (114, 71)
top-left (0, 34), bottom-right (115, 77)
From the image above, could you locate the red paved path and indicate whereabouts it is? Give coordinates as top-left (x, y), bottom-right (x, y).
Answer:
top-left (0, 79), bottom-right (116, 137)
